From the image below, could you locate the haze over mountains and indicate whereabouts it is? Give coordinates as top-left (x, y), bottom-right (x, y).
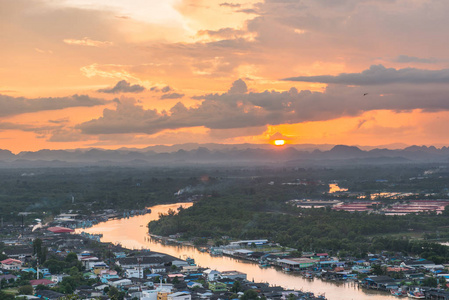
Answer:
top-left (0, 143), bottom-right (448, 167)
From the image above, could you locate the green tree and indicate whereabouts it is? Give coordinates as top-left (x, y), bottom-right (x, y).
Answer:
top-left (33, 238), bottom-right (48, 264)
top-left (241, 289), bottom-right (259, 300)
top-left (18, 285), bottom-right (34, 295)
top-left (231, 280), bottom-right (242, 293)
top-left (423, 277), bottom-right (438, 288)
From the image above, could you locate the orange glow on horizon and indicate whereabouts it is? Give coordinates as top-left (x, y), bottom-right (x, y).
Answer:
top-left (274, 139), bottom-right (285, 146)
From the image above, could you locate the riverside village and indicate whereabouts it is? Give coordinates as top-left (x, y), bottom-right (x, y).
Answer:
top-left (2, 207), bottom-right (449, 300)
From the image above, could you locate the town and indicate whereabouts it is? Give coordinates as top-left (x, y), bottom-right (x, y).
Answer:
top-left (2, 209), bottom-right (449, 300)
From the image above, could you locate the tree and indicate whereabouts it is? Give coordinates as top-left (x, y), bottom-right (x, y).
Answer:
top-left (18, 285), bottom-right (34, 295)
top-left (231, 280), bottom-right (242, 293)
top-left (33, 238), bottom-right (47, 264)
top-left (241, 289), bottom-right (259, 300)
top-left (65, 252), bottom-right (78, 264)
top-left (423, 277), bottom-right (438, 288)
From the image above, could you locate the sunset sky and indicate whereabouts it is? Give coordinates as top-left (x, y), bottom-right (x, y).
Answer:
top-left (2, 0), bottom-right (449, 153)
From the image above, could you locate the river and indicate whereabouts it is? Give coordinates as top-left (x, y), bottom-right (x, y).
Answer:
top-left (76, 203), bottom-right (395, 300)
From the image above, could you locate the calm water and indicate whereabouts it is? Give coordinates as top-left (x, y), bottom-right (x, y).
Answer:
top-left (77, 203), bottom-right (395, 300)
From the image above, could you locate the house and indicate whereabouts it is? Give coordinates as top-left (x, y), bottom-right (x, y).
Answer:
top-left (167, 274), bottom-right (184, 282)
top-left (0, 274), bottom-right (17, 282)
top-left (221, 270), bottom-right (247, 280)
top-left (277, 258), bottom-right (315, 271)
top-left (2, 246), bottom-right (33, 261)
top-left (92, 262), bottom-right (109, 275)
top-left (361, 276), bottom-right (400, 291)
top-left (116, 256), bottom-right (166, 269)
top-left (172, 260), bottom-right (189, 268)
top-left (168, 291), bottom-right (191, 300)
top-left (125, 267), bottom-right (144, 278)
top-left (0, 258), bottom-right (22, 270)
top-left (51, 274), bottom-right (69, 283)
top-left (35, 290), bottom-right (65, 300)
top-left (402, 259), bottom-right (437, 269)
top-left (203, 269), bottom-right (221, 281)
top-left (186, 282), bottom-right (203, 289)
top-left (29, 279), bottom-right (57, 288)
top-left (108, 278), bottom-right (132, 288)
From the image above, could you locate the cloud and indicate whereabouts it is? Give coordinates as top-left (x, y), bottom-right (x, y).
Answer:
top-left (228, 78), bottom-right (248, 94)
top-left (160, 93), bottom-right (185, 100)
top-left (78, 78), bottom-right (449, 136)
top-left (284, 65), bottom-right (449, 85)
top-left (97, 80), bottom-right (145, 94)
top-left (197, 28), bottom-right (247, 39)
top-left (49, 118), bottom-right (70, 124)
top-left (63, 37), bottom-right (113, 47)
top-left (219, 3), bottom-right (241, 8)
top-left (394, 55), bottom-right (437, 64)
top-left (161, 86), bottom-right (172, 93)
top-left (0, 94), bottom-right (108, 117)
top-left (0, 122), bottom-right (60, 132)
top-left (47, 128), bottom-right (91, 142)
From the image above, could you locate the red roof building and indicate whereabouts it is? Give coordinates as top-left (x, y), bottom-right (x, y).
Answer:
top-left (1, 258), bottom-right (22, 270)
top-left (29, 279), bottom-right (56, 287)
top-left (47, 226), bottom-right (74, 233)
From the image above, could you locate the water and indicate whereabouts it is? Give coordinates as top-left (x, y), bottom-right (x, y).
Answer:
top-left (76, 203), bottom-right (395, 300)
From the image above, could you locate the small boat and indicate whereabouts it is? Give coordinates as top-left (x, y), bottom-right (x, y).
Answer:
top-left (259, 261), bottom-right (270, 268)
top-left (303, 272), bottom-right (314, 279)
top-left (186, 257), bottom-right (196, 266)
top-left (407, 288), bottom-right (425, 299)
top-left (390, 288), bottom-right (406, 297)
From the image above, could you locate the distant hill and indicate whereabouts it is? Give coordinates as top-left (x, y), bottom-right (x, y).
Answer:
top-left (0, 143), bottom-right (448, 167)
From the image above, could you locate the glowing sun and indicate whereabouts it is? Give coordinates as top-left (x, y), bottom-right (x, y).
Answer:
top-left (274, 139), bottom-right (285, 146)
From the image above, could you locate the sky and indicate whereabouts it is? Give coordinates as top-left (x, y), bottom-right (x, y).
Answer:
top-left (2, 0), bottom-right (449, 153)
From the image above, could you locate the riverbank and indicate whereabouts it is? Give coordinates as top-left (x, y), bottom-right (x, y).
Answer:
top-left (79, 203), bottom-right (399, 300)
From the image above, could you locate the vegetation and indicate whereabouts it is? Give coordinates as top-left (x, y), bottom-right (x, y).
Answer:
top-left (147, 162), bottom-right (449, 260)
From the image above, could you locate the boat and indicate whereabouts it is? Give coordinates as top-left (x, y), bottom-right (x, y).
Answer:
top-left (390, 288), bottom-right (406, 297)
top-left (407, 288), bottom-right (425, 299)
top-left (186, 257), bottom-right (196, 266)
top-left (303, 272), bottom-right (314, 279)
top-left (258, 261), bottom-right (270, 268)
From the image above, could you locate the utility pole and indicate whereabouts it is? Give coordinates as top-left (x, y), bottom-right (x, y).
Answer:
top-left (137, 257), bottom-right (142, 280)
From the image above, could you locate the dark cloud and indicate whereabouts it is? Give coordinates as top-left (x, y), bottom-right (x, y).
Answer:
top-left (0, 94), bottom-right (108, 117)
top-left (48, 118), bottom-right (70, 124)
top-left (150, 86), bottom-right (172, 93)
top-left (78, 78), bottom-right (449, 136)
top-left (97, 80), bottom-right (145, 94)
top-left (219, 3), bottom-right (241, 8)
top-left (228, 78), bottom-right (248, 94)
top-left (161, 86), bottom-right (172, 93)
top-left (197, 28), bottom-right (247, 39)
top-left (236, 9), bottom-right (259, 14)
top-left (0, 122), bottom-right (60, 132)
top-left (394, 55), bottom-right (437, 64)
top-left (284, 65), bottom-right (449, 85)
top-left (160, 93), bottom-right (185, 100)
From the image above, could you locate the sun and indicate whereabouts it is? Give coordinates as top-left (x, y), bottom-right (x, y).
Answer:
top-left (274, 139), bottom-right (285, 146)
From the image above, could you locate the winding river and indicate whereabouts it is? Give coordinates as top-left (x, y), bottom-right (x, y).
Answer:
top-left (76, 203), bottom-right (395, 300)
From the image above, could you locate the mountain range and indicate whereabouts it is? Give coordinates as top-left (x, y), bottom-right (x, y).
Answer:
top-left (0, 144), bottom-right (448, 167)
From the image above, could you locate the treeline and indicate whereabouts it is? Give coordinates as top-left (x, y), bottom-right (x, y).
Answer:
top-left (0, 167), bottom-right (221, 222)
top-left (148, 194), bottom-right (449, 259)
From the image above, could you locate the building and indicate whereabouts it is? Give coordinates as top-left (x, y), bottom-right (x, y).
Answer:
top-left (221, 270), bottom-right (247, 280)
top-left (167, 292), bottom-right (191, 300)
top-left (203, 269), bottom-right (221, 281)
top-left (1, 258), bottom-right (22, 270)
